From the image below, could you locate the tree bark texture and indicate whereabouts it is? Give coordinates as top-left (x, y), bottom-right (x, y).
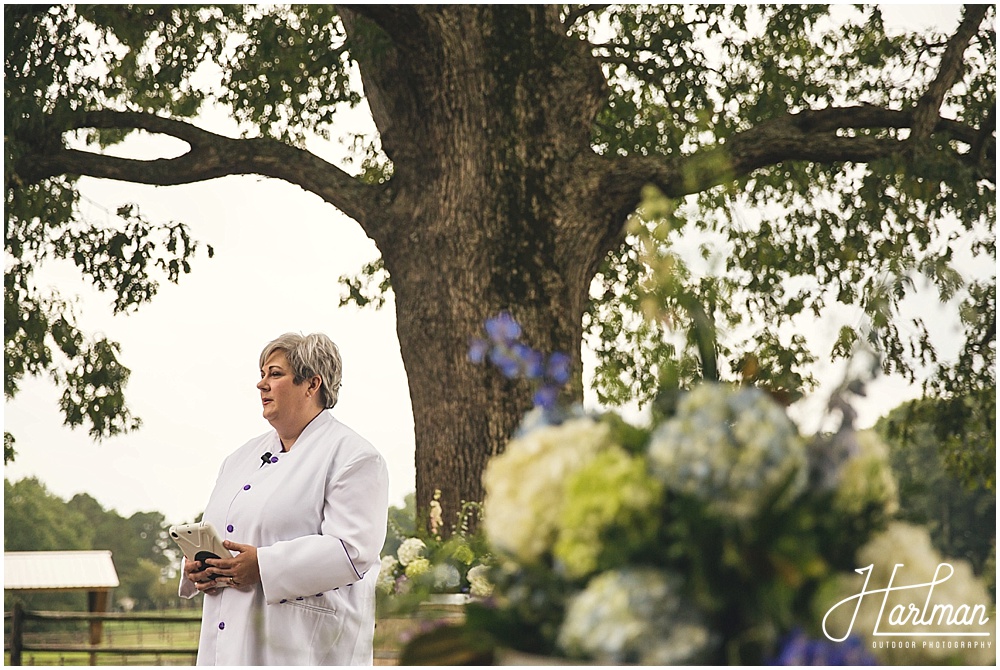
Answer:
top-left (342, 6), bottom-right (616, 518)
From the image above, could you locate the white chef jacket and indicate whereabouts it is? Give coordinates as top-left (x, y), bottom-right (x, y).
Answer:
top-left (179, 411), bottom-right (389, 665)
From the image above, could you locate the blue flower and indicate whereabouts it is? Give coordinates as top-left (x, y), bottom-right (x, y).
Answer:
top-left (533, 386), bottom-right (559, 410)
top-left (468, 338), bottom-right (489, 364)
top-left (485, 311), bottom-right (521, 344)
top-left (546, 352), bottom-right (572, 385)
top-left (769, 628), bottom-right (876, 666)
top-left (521, 348), bottom-right (545, 379)
top-left (489, 348), bottom-right (522, 379)
top-left (469, 312), bottom-right (573, 411)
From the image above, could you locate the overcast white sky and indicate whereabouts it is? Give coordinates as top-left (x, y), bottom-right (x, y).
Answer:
top-left (3, 4), bottom-right (982, 526)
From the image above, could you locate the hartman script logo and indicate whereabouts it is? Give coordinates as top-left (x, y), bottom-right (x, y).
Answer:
top-left (823, 563), bottom-right (992, 648)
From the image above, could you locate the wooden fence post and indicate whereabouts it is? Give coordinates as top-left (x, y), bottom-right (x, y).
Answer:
top-left (87, 590), bottom-right (109, 666)
top-left (10, 602), bottom-right (23, 666)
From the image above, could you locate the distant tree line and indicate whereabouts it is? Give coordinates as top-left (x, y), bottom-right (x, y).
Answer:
top-left (4, 478), bottom-right (193, 612)
top-left (876, 395), bottom-right (996, 594)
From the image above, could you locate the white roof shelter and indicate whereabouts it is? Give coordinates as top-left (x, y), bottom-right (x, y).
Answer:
top-left (4, 550), bottom-right (119, 591)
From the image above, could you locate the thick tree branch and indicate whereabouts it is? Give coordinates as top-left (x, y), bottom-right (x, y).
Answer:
top-left (14, 110), bottom-right (389, 239)
top-left (337, 6), bottom-right (428, 169)
top-left (593, 104), bottom-right (995, 244)
top-left (911, 4), bottom-right (989, 140)
top-left (581, 102), bottom-right (995, 337)
top-left (609, 106), bottom-right (994, 200)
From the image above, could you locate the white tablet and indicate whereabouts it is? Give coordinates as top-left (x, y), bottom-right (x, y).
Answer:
top-left (168, 521), bottom-right (233, 579)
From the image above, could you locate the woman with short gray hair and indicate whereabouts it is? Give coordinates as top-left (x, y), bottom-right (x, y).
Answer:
top-left (180, 332), bottom-right (389, 665)
top-left (259, 332), bottom-right (343, 410)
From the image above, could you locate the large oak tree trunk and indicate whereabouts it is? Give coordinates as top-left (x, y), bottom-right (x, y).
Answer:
top-left (346, 5), bottom-right (614, 519)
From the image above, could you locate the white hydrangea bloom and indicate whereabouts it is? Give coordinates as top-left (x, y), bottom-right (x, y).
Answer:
top-left (648, 384), bottom-right (806, 519)
top-left (467, 564), bottom-right (493, 598)
top-left (376, 555), bottom-right (399, 594)
top-left (432, 563), bottom-right (462, 590)
top-left (558, 568), bottom-right (714, 664)
top-left (396, 537), bottom-right (426, 567)
top-left (823, 522), bottom-right (995, 666)
top-left (483, 418), bottom-right (612, 563)
top-left (380, 554), bottom-right (399, 573)
top-left (833, 429), bottom-right (899, 517)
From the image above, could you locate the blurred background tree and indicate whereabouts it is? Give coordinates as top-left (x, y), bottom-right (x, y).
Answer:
top-left (877, 395), bottom-right (996, 581)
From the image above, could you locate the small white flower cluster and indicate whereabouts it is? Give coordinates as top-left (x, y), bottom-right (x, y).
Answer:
top-left (482, 417), bottom-right (613, 563)
top-left (557, 567), bottom-right (714, 664)
top-left (376, 555), bottom-right (399, 595)
top-left (648, 383), bottom-right (806, 519)
top-left (466, 564), bottom-right (494, 598)
top-left (833, 429), bottom-right (899, 518)
top-left (824, 522), bottom-right (995, 666)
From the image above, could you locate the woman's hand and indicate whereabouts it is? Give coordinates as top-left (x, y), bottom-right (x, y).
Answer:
top-left (183, 557), bottom-right (224, 595)
top-left (204, 540), bottom-right (261, 590)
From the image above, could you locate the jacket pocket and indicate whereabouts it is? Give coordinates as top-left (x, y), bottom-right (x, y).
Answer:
top-left (284, 599), bottom-right (337, 617)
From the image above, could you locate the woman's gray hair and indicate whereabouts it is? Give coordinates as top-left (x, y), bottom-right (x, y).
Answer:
top-left (259, 332), bottom-right (343, 409)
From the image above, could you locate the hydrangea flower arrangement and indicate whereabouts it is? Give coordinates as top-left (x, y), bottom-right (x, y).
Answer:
top-left (455, 312), bottom-right (916, 664)
top-left (398, 312), bottom-right (993, 666)
top-left (377, 490), bottom-right (494, 611)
